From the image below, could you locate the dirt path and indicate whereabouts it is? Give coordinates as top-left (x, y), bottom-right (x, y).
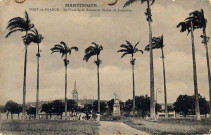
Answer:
top-left (99, 121), bottom-right (150, 135)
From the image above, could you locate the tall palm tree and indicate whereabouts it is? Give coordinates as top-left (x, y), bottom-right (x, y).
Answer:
top-left (5, 11), bottom-right (34, 120)
top-left (83, 42), bottom-right (103, 113)
top-left (190, 9), bottom-right (211, 119)
top-left (145, 35), bottom-right (168, 118)
top-left (50, 41), bottom-right (78, 120)
top-left (117, 40), bottom-right (143, 116)
top-left (23, 28), bottom-right (44, 119)
top-left (177, 11), bottom-right (204, 120)
top-left (123, 0), bottom-right (156, 120)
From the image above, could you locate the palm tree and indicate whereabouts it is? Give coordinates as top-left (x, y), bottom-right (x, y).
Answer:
top-left (190, 9), bottom-right (211, 119)
top-left (83, 42), bottom-right (103, 113)
top-left (177, 11), bottom-right (204, 120)
top-left (22, 28), bottom-right (44, 119)
top-left (145, 35), bottom-right (168, 118)
top-left (118, 40), bottom-right (143, 116)
top-left (193, 9), bottom-right (211, 119)
top-left (50, 41), bottom-right (78, 120)
top-left (123, 0), bottom-right (156, 120)
top-left (5, 11), bottom-right (34, 120)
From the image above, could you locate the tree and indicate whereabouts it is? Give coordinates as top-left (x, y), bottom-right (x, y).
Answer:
top-left (174, 94), bottom-right (209, 117)
top-left (177, 10), bottom-right (205, 120)
top-left (5, 11), bottom-right (34, 120)
top-left (41, 102), bottom-right (53, 119)
top-left (173, 95), bottom-right (193, 117)
top-left (4, 100), bottom-right (21, 119)
top-left (199, 96), bottom-right (209, 116)
top-left (26, 106), bottom-right (36, 119)
top-left (135, 95), bottom-right (161, 117)
top-left (0, 106), bottom-right (4, 119)
top-left (23, 28), bottom-right (44, 119)
top-left (81, 104), bottom-right (93, 120)
top-left (145, 35), bottom-right (168, 117)
top-left (83, 42), bottom-right (103, 113)
top-left (117, 40), bottom-right (143, 116)
top-left (135, 95), bottom-right (150, 117)
top-left (194, 9), bottom-right (211, 119)
top-left (51, 100), bottom-right (65, 119)
top-left (123, 0), bottom-right (156, 120)
top-left (50, 41), bottom-right (78, 120)
top-left (67, 99), bottom-right (78, 112)
top-left (167, 105), bottom-right (174, 114)
top-left (93, 100), bottom-right (107, 113)
top-left (123, 99), bottom-right (133, 116)
top-left (16, 104), bottom-right (22, 119)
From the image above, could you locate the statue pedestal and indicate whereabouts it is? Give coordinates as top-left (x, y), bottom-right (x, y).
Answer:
top-left (113, 100), bottom-right (120, 117)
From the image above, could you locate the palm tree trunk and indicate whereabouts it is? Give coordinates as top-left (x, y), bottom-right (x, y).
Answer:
top-left (22, 31), bottom-right (28, 120)
top-left (36, 44), bottom-right (40, 119)
top-left (147, 0), bottom-right (155, 120)
top-left (65, 55), bottom-right (68, 120)
top-left (203, 28), bottom-right (211, 119)
top-left (190, 21), bottom-right (201, 120)
top-left (97, 55), bottom-right (100, 113)
top-left (132, 61), bottom-right (135, 116)
top-left (161, 48), bottom-right (168, 118)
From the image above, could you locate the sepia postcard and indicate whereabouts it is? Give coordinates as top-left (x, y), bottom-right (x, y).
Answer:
top-left (0, 0), bottom-right (211, 134)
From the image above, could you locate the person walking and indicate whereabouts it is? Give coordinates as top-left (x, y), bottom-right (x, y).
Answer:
top-left (96, 112), bottom-right (101, 123)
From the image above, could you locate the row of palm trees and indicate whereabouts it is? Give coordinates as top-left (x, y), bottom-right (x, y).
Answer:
top-left (5, 0), bottom-right (210, 121)
top-left (176, 9), bottom-right (210, 120)
top-left (6, 11), bottom-right (43, 120)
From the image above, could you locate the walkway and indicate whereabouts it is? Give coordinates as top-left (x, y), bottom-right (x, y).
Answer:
top-left (99, 121), bottom-right (150, 135)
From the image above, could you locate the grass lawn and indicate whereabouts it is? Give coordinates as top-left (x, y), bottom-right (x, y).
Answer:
top-left (0, 119), bottom-right (99, 135)
top-left (124, 117), bottom-right (211, 134)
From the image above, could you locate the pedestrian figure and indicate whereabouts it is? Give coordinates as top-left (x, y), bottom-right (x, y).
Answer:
top-left (96, 112), bottom-right (101, 123)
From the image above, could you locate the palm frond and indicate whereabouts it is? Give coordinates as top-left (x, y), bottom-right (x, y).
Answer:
top-left (69, 46), bottom-right (79, 55)
top-left (99, 45), bottom-right (103, 51)
top-left (7, 21), bottom-right (26, 30)
top-left (141, 0), bottom-right (155, 5)
top-left (135, 49), bottom-right (144, 54)
top-left (117, 49), bottom-right (128, 53)
top-left (25, 11), bottom-right (30, 23)
top-left (60, 41), bottom-right (67, 47)
top-left (150, 0), bottom-right (155, 5)
top-left (176, 21), bottom-right (191, 33)
top-left (134, 41), bottom-right (140, 49)
top-left (83, 42), bottom-right (103, 62)
top-left (125, 40), bottom-right (134, 51)
top-left (5, 29), bottom-right (24, 38)
top-left (120, 44), bottom-right (130, 50)
top-left (118, 40), bottom-right (143, 58)
top-left (121, 52), bottom-right (128, 58)
top-left (85, 46), bottom-right (96, 54)
top-left (123, 0), bottom-right (138, 8)
top-left (83, 52), bottom-right (96, 62)
top-left (91, 42), bottom-right (99, 48)
top-left (6, 11), bottom-right (34, 33)
top-left (70, 46), bottom-right (79, 52)
top-left (8, 17), bottom-right (25, 23)
top-left (145, 43), bottom-right (158, 51)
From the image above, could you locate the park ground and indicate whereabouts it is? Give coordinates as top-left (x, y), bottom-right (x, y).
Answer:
top-left (124, 117), bottom-right (211, 134)
top-left (0, 118), bottom-right (211, 134)
top-left (0, 120), bottom-right (99, 135)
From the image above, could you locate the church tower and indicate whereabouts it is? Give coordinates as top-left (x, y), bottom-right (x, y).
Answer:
top-left (72, 81), bottom-right (78, 102)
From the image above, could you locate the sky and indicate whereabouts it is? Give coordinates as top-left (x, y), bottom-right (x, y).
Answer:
top-left (0, 0), bottom-right (211, 105)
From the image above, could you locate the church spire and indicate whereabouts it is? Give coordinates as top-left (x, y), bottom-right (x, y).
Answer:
top-left (72, 80), bottom-right (78, 101)
top-left (74, 80), bottom-right (77, 90)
